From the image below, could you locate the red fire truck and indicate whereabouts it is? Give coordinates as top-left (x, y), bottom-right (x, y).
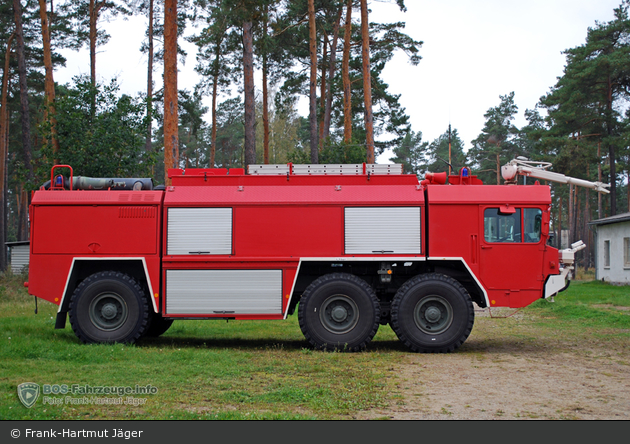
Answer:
top-left (25, 158), bottom-right (608, 353)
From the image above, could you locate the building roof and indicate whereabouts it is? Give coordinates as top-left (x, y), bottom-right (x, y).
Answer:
top-left (5, 241), bottom-right (30, 247)
top-left (589, 212), bottom-right (630, 226)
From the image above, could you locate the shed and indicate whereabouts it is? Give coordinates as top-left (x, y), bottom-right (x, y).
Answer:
top-left (6, 241), bottom-right (30, 274)
top-left (589, 213), bottom-right (630, 284)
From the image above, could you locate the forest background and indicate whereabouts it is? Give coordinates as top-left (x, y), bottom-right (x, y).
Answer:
top-left (1, 0), bottom-right (629, 274)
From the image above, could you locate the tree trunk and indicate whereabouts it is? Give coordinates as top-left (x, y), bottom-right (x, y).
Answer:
top-left (210, 64), bottom-right (218, 167)
top-left (360, 0), bottom-right (374, 164)
top-left (597, 141), bottom-right (602, 218)
top-left (163, 0), bottom-right (178, 185)
top-left (13, 0), bottom-right (34, 182)
top-left (584, 186), bottom-right (591, 271)
top-left (262, 63), bottom-right (269, 164)
top-left (342, 0), bottom-right (352, 144)
top-left (242, 20), bottom-right (256, 168)
top-left (145, 0), bottom-right (154, 154)
top-left (0, 33), bottom-right (14, 272)
top-left (210, 25), bottom-right (225, 168)
top-left (38, 0), bottom-right (59, 156)
top-left (558, 196), bottom-right (563, 249)
top-left (308, 0), bottom-right (318, 163)
top-left (88, 0), bottom-right (104, 116)
top-left (323, 7), bottom-right (342, 144)
top-left (17, 186), bottom-right (28, 241)
top-left (262, 6), bottom-right (269, 164)
top-left (496, 152), bottom-right (500, 185)
top-left (607, 74), bottom-right (616, 216)
top-left (319, 32), bottom-right (327, 150)
top-left (210, 72), bottom-right (218, 167)
top-left (568, 184), bottom-right (575, 245)
top-left (89, 0), bottom-right (98, 87)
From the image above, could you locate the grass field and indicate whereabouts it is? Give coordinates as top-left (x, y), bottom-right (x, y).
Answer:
top-left (1, 271), bottom-right (628, 420)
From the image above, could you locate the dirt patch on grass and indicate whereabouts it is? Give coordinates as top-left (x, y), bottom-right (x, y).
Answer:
top-left (358, 309), bottom-right (630, 420)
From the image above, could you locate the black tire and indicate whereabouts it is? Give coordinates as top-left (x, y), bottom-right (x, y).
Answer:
top-left (298, 273), bottom-right (380, 352)
top-left (145, 313), bottom-right (174, 337)
top-left (391, 273), bottom-right (474, 353)
top-left (69, 271), bottom-right (151, 344)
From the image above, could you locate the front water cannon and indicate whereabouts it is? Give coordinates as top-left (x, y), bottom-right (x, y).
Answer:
top-left (544, 240), bottom-right (586, 301)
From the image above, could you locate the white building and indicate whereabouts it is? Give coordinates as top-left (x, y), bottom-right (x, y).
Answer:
top-left (589, 213), bottom-right (630, 284)
top-left (6, 241), bottom-right (30, 274)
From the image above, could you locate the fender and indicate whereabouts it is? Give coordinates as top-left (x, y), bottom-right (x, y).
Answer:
top-left (58, 257), bottom-right (159, 314)
top-left (284, 256), bottom-right (488, 318)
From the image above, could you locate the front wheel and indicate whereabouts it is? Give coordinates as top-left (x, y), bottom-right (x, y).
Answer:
top-left (69, 271), bottom-right (151, 344)
top-left (391, 273), bottom-right (474, 353)
top-left (298, 273), bottom-right (380, 352)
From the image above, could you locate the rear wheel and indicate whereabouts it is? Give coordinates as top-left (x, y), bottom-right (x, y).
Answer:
top-left (391, 273), bottom-right (474, 353)
top-left (298, 273), bottom-right (380, 352)
top-left (69, 271), bottom-right (151, 344)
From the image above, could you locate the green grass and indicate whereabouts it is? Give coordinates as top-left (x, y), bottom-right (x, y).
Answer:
top-left (527, 280), bottom-right (630, 331)
top-left (1, 273), bottom-right (628, 420)
top-left (0, 271), bottom-right (402, 420)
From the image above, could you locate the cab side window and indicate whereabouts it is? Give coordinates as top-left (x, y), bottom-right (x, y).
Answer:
top-left (524, 208), bottom-right (542, 243)
top-left (484, 207), bottom-right (543, 244)
top-left (484, 208), bottom-right (521, 243)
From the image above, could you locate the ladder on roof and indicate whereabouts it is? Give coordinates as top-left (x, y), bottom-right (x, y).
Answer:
top-left (247, 163), bottom-right (403, 176)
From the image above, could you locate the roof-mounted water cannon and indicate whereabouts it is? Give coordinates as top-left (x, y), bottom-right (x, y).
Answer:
top-left (501, 157), bottom-right (610, 194)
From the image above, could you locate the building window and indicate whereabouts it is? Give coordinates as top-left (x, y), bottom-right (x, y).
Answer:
top-left (624, 238), bottom-right (630, 268)
top-left (604, 240), bottom-right (610, 268)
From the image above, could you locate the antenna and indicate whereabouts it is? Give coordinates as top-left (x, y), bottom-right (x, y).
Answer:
top-left (448, 124), bottom-right (452, 175)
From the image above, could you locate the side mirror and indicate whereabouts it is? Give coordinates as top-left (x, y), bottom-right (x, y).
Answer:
top-left (541, 210), bottom-right (550, 236)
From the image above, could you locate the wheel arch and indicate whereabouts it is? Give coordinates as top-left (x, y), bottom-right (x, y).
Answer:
top-left (425, 258), bottom-right (488, 308)
top-left (57, 258), bottom-right (158, 319)
top-left (285, 257), bottom-right (488, 317)
top-left (68, 270), bottom-right (153, 344)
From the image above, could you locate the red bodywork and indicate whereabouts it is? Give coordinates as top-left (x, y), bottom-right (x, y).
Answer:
top-left (27, 166), bottom-right (559, 320)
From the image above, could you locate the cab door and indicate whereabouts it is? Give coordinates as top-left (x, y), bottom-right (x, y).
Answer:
top-left (478, 206), bottom-right (545, 307)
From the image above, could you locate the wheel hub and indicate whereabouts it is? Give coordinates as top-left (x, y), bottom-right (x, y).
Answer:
top-left (424, 306), bottom-right (441, 323)
top-left (331, 306), bottom-right (348, 322)
top-left (89, 292), bottom-right (128, 332)
top-left (320, 295), bottom-right (359, 334)
top-left (101, 303), bottom-right (118, 320)
top-left (414, 295), bottom-right (453, 334)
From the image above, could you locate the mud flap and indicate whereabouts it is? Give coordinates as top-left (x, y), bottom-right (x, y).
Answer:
top-left (55, 311), bottom-right (67, 329)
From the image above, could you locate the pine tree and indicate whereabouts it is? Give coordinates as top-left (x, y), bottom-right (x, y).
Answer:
top-left (468, 92), bottom-right (520, 185)
top-left (540, 1), bottom-right (630, 216)
top-left (423, 126), bottom-right (467, 176)
top-left (389, 130), bottom-right (424, 175)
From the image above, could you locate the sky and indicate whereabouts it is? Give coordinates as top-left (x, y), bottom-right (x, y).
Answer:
top-left (54, 0), bottom-right (624, 163)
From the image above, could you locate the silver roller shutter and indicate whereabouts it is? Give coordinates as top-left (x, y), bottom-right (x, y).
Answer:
top-left (167, 207), bottom-right (232, 255)
top-left (166, 269), bottom-right (283, 315)
top-left (345, 207), bottom-right (421, 254)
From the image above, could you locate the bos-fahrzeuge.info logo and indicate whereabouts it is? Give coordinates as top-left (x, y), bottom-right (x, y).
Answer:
top-left (17, 383), bottom-right (158, 408)
top-left (17, 383), bottom-right (40, 408)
